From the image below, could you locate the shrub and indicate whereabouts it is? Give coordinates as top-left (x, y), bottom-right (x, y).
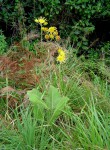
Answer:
top-left (0, 0), bottom-right (110, 59)
top-left (0, 30), bottom-right (7, 54)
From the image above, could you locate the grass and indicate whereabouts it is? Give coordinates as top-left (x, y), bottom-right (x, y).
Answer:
top-left (0, 42), bottom-right (110, 150)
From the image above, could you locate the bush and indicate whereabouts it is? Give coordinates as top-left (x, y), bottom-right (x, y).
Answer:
top-left (0, 0), bottom-right (110, 59)
top-left (0, 30), bottom-right (7, 55)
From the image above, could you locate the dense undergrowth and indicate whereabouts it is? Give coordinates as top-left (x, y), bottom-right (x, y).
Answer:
top-left (0, 38), bottom-right (110, 149)
top-left (0, 0), bottom-right (110, 150)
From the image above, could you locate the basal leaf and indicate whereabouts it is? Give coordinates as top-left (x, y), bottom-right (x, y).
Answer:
top-left (49, 96), bottom-right (69, 124)
top-left (46, 85), bottom-right (61, 109)
top-left (27, 88), bottom-right (48, 109)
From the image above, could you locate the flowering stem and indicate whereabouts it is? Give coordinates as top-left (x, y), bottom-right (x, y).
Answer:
top-left (41, 24), bottom-right (42, 44)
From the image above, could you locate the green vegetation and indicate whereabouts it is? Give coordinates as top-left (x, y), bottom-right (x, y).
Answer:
top-left (0, 30), bottom-right (7, 55)
top-left (0, 0), bottom-right (110, 149)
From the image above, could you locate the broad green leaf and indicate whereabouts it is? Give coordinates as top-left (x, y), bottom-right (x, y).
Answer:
top-left (46, 85), bottom-right (61, 109)
top-left (27, 88), bottom-right (48, 109)
top-left (49, 96), bottom-right (69, 124)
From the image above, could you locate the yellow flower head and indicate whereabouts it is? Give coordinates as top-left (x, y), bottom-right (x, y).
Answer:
top-left (57, 48), bottom-right (66, 63)
top-left (35, 17), bottom-right (47, 25)
top-left (45, 34), bottom-right (50, 40)
top-left (41, 27), bottom-right (48, 32)
top-left (55, 35), bottom-right (60, 41)
top-left (49, 34), bottom-right (54, 39)
top-left (44, 22), bottom-right (48, 25)
top-left (53, 31), bottom-right (58, 36)
top-left (58, 48), bottom-right (64, 54)
top-left (56, 54), bottom-right (66, 63)
top-left (48, 27), bottom-right (57, 33)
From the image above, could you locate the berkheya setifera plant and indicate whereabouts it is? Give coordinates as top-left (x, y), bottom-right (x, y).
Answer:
top-left (34, 16), bottom-right (66, 64)
top-left (34, 16), bottom-right (61, 42)
top-left (27, 85), bottom-right (69, 125)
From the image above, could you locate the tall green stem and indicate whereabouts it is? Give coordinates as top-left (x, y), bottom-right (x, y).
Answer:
top-left (41, 24), bottom-right (42, 44)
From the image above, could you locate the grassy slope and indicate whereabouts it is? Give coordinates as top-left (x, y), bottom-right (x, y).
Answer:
top-left (0, 43), bottom-right (110, 150)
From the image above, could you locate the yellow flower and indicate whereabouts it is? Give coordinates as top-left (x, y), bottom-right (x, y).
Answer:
top-left (59, 51), bottom-right (65, 57)
top-left (56, 54), bottom-right (66, 63)
top-left (48, 27), bottom-right (57, 33)
top-left (58, 48), bottom-right (64, 54)
top-left (57, 49), bottom-right (66, 63)
top-left (35, 17), bottom-right (47, 25)
top-left (55, 35), bottom-right (60, 41)
top-left (49, 34), bottom-right (54, 39)
top-left (45, 34), bottom-right (50, 40)
top-left (53, 31), bottom-right (58, 36)
top-left (34, 19), bottom-right (39, 23)
top-left (38, 18), bottom-right (46, 24)
top-left (41, 27), bottom-right (45, 31)
top-left (44, 22), bottom-right (48, 25)
top-left (41, 27), bottom-right (48, 32)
